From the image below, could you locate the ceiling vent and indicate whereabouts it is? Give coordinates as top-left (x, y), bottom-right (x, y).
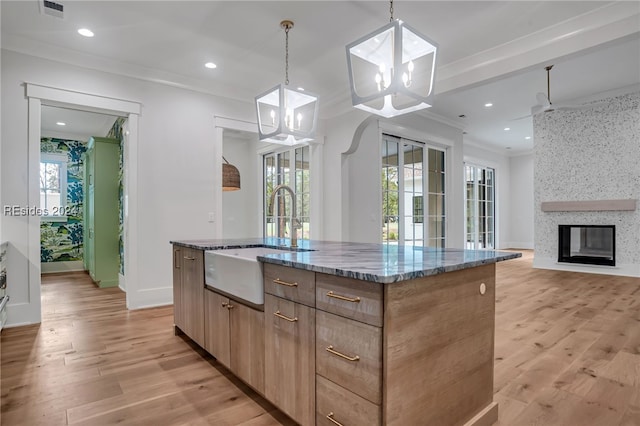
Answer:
top-left (39, 0), bottom-right (64, 19)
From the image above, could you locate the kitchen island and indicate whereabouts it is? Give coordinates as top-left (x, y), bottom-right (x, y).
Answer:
top-left (170, 238), bottom-right (520, 426)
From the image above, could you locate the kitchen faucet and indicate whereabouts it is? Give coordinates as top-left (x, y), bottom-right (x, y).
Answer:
top-left (268, 184), bottom-right (301, 248)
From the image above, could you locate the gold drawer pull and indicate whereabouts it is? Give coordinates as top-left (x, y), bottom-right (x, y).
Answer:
top-left (183, 256), bottom-right (196, 261)
top-left (326, 412), bottom-right (344, 426)
top-left (273, 278), bottom-right (298, 287)
top-left (273, 310), bottom-right (298, 322)
top-left (326, 345), bottom-right (360, 362)
top-left (327, 291), bottom-right (360, 303)
top-left (174, 249), bottom-right (181, 269)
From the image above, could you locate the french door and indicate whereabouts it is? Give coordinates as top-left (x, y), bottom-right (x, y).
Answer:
top-left (382, 134), bottom-right (446, 248)
top-left (465, 164), bottom-right (495, 249)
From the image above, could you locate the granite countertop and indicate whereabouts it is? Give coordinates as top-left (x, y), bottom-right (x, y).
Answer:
top-left (171, 238), bottom-right (521, 284)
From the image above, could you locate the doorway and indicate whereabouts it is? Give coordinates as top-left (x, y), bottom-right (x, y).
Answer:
top-left (465, 163), bottom-right (495, 250)
top-left (26, 83), bottom-right (141, 318)
top-left (39, 106), bottom-right (123, 281)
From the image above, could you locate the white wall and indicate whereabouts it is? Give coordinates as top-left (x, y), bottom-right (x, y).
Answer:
top-left (533, 91), bottom-right (640, 277)
top-left (222, 134), bottom-right (260, 239)
top-left (463, 143), bottom-right (512, 250)
top-left (346, 123), bottom-right (380, 243)
top-left (1, 49), bottom-right (256, 325)
top-left (508, 153), bottom-right (534, 249)
top-left (320, 109), bottom-right (371, 242)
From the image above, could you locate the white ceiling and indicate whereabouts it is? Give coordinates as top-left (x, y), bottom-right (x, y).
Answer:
top-left (41, 105), bottom-right (120, 141)
top-left (2, 1), bottom-right (639, 154)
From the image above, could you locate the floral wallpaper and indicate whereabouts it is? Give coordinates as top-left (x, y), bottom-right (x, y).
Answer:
top-left (40, 138), bottom-right (86, 262)
top-left (107, 117), bottom-right (126, 276)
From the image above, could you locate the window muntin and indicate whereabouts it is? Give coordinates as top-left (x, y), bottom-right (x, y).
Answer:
top-left (465, 164), bottom-right (495, 249)
top-left (264, 146), bottom-right (310, 240)
top-left (40, 153), bottom-right (68, 221)
top-left (382, 134), bottom-right (445, 248)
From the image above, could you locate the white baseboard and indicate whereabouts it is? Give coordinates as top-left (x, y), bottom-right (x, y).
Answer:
top-left (127, 286), bottom-right (173, 310)
top-left (118, 274), bottom-right (126, 292)
top-left (41, 260), bottom-right (84, 274)
top-left (4, 302), bottom-right (41, 328)
top-left (533, 256), bottom-right (640, 278)
top-left (502, 242), bottom-right (534, 250)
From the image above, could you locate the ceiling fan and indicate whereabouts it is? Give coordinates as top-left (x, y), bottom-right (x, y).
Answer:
top-left (531, 65), bottom-right (555, 115)
top-left (512, 64), bottom-right (604, 121)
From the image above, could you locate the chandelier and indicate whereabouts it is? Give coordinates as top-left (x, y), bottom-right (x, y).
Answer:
top-left (346, 0), bottom-right (438, 118)
top-left (255, 20), bottom-right (319, 145)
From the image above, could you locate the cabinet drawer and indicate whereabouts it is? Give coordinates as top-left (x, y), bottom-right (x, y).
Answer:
top-left (316, 274), bottom-right (383, 327)
top-left (264, 263), bottom-right (315, 307)
top-left (316, 375), bottom-right (380, 426)
top-left (316, 310), bottom-right (382, 404)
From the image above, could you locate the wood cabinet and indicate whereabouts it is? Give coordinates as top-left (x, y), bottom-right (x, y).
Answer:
top-left (83, 137), bottom-right (120, 288)
top-left (204, 290), bottom-right (230, 366)
top-left (316, 375), bottom-right (380, 426)
top-left (264, 294), bottom-right (315, 426)
top-left (172, 245), bottom-right (183, 334)
top-left (172, 245), bottom-right (205, 347)
top-left (204, 288), bottom-right (265, 394)
top-left (313, 264), bottom-right (497, 426)
top-left (315, 310), bottom-right (382, 405)
top-left (172, 245), bottom-right (498, 426)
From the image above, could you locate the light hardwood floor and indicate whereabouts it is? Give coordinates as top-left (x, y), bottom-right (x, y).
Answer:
top-left (494, 251), bottom-right (640, 426)
top-left (1, 253), bottom-right (639, 425)
top-left (1, 273), bottom-right (294, 426)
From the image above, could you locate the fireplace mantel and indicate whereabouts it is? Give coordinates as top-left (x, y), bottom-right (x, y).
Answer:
top-left (541, 199), bottom-right (637, 212)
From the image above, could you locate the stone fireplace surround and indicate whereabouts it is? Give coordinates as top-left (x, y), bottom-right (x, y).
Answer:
top-left (534, 199), bottom-right (637, 276)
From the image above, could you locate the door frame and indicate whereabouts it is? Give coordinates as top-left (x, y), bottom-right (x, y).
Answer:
top-left (26, 83), bottom-right (141, 318)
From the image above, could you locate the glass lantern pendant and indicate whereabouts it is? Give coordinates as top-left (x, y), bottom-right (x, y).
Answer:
top-left (346, 1), bottom-right (438, 118)
top-left (256, 20), bottom-right (319, 146)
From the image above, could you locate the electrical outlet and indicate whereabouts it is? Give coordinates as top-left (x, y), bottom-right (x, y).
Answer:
top-left (208, 212), bottom-right (215, 222)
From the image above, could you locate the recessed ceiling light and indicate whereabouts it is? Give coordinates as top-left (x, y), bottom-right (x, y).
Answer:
top-left (297, 87), bottom-right (305, 91)
top-left (56, 122), bottom-right (66, 126)
top-left (525, 136), bottom-right (531, 140)
top-left (205, 62), bottom-right (217, 69)
top-left (77, 28), bottom-right (94, 37)
top-left (504, 127), bottom-right (511, 131)
top-left (484, 103), bottom-right (493, 107)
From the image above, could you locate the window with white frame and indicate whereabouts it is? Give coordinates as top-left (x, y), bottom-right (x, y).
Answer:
top-left (40, 153), bottom-right (68, 221)
top-left (264, 145), bottom-right (310, 240)
top-left (382, 134), bottom-right (446, 248)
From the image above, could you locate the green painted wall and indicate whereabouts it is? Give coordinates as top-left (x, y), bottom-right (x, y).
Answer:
top-left (106, 117), bottom-right (126, 276)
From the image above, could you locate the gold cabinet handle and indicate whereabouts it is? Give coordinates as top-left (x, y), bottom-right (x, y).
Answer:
top-left (221, 301), bottom-right (234, 310)
top-left (326, 345), bottom-right (360, 362)
top-left (273, 278), bottom-right (298, 287)
top-left (174, 249), bottom-right (181, 269)
top-left (326, 412), bottom-right (344, 426)
top-left (327, 291), bottom-right (360, 303)
top-left (184, 256), bottom-right (196, 261)
top-left (273, 310), bottom-right (298, 322)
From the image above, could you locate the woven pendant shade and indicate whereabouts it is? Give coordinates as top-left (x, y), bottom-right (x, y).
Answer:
top-left (222, 158), bottom-right (240, 191)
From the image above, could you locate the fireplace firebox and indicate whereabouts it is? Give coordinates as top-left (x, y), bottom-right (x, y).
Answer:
top-left (558, 225), bottom-right (615, 266)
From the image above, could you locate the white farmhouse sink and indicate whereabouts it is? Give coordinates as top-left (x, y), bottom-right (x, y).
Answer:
top-left (204, 247), bottom-right (290, 305)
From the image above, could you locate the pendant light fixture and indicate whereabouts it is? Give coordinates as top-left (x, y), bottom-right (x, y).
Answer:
top-left (255, 20), bottom-right (319, 145)
top-left (222, 157), bottom-right (241, 191)
top-left (346, 0), bottom-right (438, 118)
